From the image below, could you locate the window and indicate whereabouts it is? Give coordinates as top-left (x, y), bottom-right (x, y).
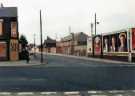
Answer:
top-left (0, 19), bottom-right (3, 36)
top-left (11, 22), bottom-right (17, 38)
top-left (0, 42), bottom-right (7, 58)
top-left (10, 39), bottom-right (18, 60)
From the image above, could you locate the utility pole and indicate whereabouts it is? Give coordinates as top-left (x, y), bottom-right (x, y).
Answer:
top-left (95, 13), bottom-right (97, 35)
top-left (68, 26), bottom-right (71, 34)
top-left (55, 33), bottom-right (58, 40)
top-left (91, 23), bottom-right (94, 36)
top-left (91, 23), bottom-right (94, 57)
top-left (94, 13), bottom-right (99, 35)
top-left (69, 26), bottom-right (71, 55)
top-left (34, 34), bottom-right (36, 57)
top-left (40, 10), bottom-right (43, 63)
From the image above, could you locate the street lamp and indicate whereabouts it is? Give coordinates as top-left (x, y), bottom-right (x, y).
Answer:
top-left (94, 13), bottom-right (99, 35)
top-left (33, 34), bottom-right (36, 57)
top-left (91, 13), bottom-right (100, 57)
top-left (40, 10), bottom-right (43, 63)
top-left (70, 32), bottom-right (74, 55)
top-left (90, 23), bottom-right (94, 36)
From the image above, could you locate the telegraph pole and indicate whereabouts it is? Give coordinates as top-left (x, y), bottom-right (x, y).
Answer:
top-left (34, 34), bottom-right (36, 57)
top-left (91, 23), bottom-right (94, 57)
top-left (40, 10), bottom-right (43, 63)
top-left (95, 13), bottom-right (97, 35)
top-left (94, 13), bottom-right (99, 35)
top-left (91, 23), bottom-right (94, 36)
top-left (68, 26), bottom-right (71, 34)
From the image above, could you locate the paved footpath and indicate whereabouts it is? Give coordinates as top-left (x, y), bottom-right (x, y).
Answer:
top-left (0, 56), bottom-right (43, 67)
top-left (0, 53), bottom-right (133, 67)
top-left (46, 53), bottom-right (135, 64)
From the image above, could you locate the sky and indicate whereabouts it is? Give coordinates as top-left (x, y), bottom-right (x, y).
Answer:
top-left (1, 0), bottom-right (135, 44)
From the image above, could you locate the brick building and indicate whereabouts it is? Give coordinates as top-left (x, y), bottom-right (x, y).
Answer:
top-left (0, 7), bottom-right (19, 61)
top-left (60, 32), bottom-right (88, 56)
top-left (56, 41), bottom-right (63, 53)
top-left (43, 36), bottom-right (56, 53)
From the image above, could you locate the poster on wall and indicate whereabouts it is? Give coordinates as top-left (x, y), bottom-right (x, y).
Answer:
top-left (132, 28), bottom-right (135, 51)
top-left (94, 35), bottom-right (101, 55)
top-left (109, 34), bottom-right (118, 52)
top-left (11, 22), bottom-right (17, 38)
top-left (0, 19), bottom-right (3, 36)
top-left (10, 39), bottom-right (19, 61)
top-left (87, 37), bottom-right (92, 53)
top-left (118, 32), bottom-right (127, 52)
top-left (0, 42), bottom-right (7, 58)
top-left (103, 36), bottom-right (109, 52)
top-left (108, 32), bottom-right (127, 53)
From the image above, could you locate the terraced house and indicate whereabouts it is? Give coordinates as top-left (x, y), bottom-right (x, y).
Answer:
top-left (0, 6), bottom-right (19, 61)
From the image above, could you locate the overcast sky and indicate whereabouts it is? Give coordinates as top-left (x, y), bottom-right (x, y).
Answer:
top-left (1, 0), bottom-right (135, 44)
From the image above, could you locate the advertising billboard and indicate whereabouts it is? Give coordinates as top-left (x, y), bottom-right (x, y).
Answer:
top-left (87, 37), bottom-right (92, 53)
top-left (94, 35), bottom-right (101, 55)
top-left (103, 36), bottom-right (109, 52)
top-left (0, 42), bottom-right (7, 58)
top-left (10, 39), bottom-right (19, 61)
top-left (118, 32), bottom-right (127, 52)
top-left (109, 34), bottom-right (118, 52)
top-left (103, 31), bottom-right (127, 53)
top-left (132, 28), bottom-right (135, 51)
top-left (11, 22), bottom-right (17, 38)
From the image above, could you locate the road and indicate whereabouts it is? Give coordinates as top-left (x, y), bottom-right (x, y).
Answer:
top-left (0, 54), bottom-right (135, 92)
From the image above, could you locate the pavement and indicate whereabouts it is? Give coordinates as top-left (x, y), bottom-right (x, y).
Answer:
top-left (0, 55), bottom-right (46, 67)
top-left (46, 53), bottom-right (135, 65)
top-left (0, 61), bottom-right (40, 67)
top-left (0, 52), bottom-right (133, 67)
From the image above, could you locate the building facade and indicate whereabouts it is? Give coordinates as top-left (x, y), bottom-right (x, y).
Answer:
top-left (0, 7), bottom-right (19, 61)
top-left (56, 41), bottom-right (63, 54)
top-left (43, 36), bottom-right (56, 53)
top-left (60, 32), bottom-right (88, 56)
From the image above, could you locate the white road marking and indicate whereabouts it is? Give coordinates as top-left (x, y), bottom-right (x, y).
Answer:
top-left (40, 92), bottom-right (57, 95)
top-left (108, 90), bottom-right (125, 93)
top-left (90, 95), bottom-right (107, 96)
top-left (17, 92), bottom-right (34, 95)
top-left (64, 91), bottom-right (80, 95)
top-left (0, 92), bottom-right (11, 95)
top-left (88, 91), bottom-right (102, 94)
top-left (0, 90), bottom-right (134, 96)
top-left (114, 94), bottom-right (124, 96)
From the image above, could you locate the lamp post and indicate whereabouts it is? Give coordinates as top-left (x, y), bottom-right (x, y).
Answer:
top-left (90, 23), bottom-right (94, 36)
top-left (68, 26), bottom-right (74, 55)
top-left (71, 33), bottom-right (74, 55)
top-left (33, 34), bottom-right (36, 57)
top-left (94, 13), bottom-right (99, 35)
top-left (40, 10), bottom-right (43, 63)
top-left (92, 13), bottom-right (100, 57)
top-left (94, 13), bottom-right (103, 57)
top-left (90, 23), bottom-right (94, 56)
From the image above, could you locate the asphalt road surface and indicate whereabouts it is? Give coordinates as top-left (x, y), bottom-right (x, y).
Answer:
top-left (0, 54), bottom-right (135, 92)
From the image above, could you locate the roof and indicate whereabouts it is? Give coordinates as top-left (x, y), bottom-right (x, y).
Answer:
top-left (61, 32), bottom-right (88, 42)
top-left (44, 36), bottom-right (56, 44)
top-left (0, 7), bottom-right (17, 17)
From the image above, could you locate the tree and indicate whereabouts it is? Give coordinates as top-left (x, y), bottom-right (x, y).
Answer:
top-left (19, 35), bottom-right (28, 50)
